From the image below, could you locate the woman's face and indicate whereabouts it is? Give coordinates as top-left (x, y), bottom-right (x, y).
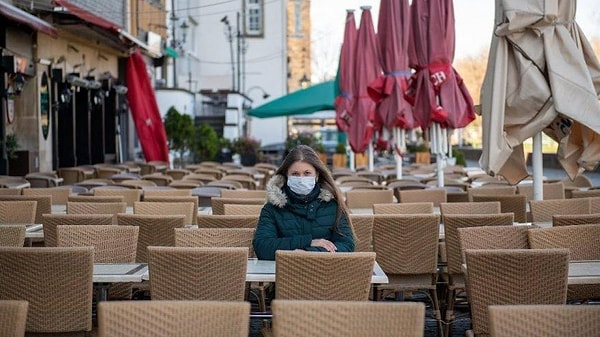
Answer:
top-left (287, 161), bottom-right (317, 178)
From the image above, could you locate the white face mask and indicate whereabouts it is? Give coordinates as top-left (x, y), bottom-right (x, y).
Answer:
top-left (287, 176), bottom-right (316, 195)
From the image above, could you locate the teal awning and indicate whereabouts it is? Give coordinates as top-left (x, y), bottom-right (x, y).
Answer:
top-left (164, 47), bottom-right (179, 58)
top-left (248, 81), bottom-right (336, 118)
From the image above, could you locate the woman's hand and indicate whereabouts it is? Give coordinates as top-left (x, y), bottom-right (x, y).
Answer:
top-left (310, 239), bottom-right (337, 253)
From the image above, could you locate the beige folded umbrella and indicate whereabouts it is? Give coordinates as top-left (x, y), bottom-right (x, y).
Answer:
top-left (479, 0), bottom-right (600, 184)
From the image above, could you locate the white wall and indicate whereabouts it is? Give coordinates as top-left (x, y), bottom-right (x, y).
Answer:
top-left (193, 0), bottom-right (288, 145)
top-left (155, 89), bottom-right (195, 117)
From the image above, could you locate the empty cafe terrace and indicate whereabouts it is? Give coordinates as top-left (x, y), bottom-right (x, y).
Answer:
top-left (1, 160), bottom-right (600, 336)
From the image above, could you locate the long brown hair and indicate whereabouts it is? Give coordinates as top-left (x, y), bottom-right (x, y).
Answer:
top-left (276, 145), bottom-right (349, 233)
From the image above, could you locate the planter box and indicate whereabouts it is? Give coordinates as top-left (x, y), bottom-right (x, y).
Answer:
top-left (318, 152), bottom-right (327, 165)
top-left (355, 153), bottom-right (368, 167)
top-left (332, 154), bottom-right (347, 168)
top-left (415, 152), bottom-right (431, 165)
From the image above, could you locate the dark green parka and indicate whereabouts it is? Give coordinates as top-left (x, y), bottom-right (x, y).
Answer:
top-left (252, 174), bottom-right (355, 260)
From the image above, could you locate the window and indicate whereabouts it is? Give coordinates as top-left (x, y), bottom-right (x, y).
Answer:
top-left (293, 0), bottom-right (303, 37)
top-left (244, 0), bottom-right (263, 37)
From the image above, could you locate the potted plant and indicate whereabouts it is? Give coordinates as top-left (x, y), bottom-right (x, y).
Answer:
top-left (408, 143), bottom-right (431, 165)
top-left (232, 136), bottom-right (261, 166)
top-left (286, 132), bottom-right (327, 164)
top-left (333, 143), bottom-right (347, 168)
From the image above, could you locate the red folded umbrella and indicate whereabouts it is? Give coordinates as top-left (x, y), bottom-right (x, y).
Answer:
top-left (367, 0), bottom-right (414, 132)
top-left (406, 0), bottom-right (475, 130)
top-left (348, 6), bottom-right (380, 154)
top-left (126, 50), bottom-right (170, 163)
top-left (334, 10), bottom-right (357, 133)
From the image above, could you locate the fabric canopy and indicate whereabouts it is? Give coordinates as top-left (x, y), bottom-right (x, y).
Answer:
top-left (334, 10), bottom-right (357, 132)
top-left (479, 0), bottom-right (600, 184)
top-left (126, 50), bottom-right (170, 163)
top-left (248, 81), bottom-right (335, 118)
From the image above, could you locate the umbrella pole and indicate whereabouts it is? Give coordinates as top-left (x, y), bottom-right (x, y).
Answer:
top-left (431, 123), bottom-right (445, 188)
top-left (348, 139), bottom-right (355, 171)
top-left (368, 137), bottom-right (375, 172)
top-left (395, 128), bottom-right (403, 180)
top-left (532, 132), bottom-right (544, 200)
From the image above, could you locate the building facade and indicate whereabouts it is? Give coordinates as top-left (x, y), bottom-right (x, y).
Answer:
top-left (0, 0), bottom-right (166, 174)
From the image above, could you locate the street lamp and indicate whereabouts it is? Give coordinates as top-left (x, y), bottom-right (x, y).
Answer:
top-left (221, 15), bottom-right (235, 91)
top-left (299, 74), bottom-right (310, 89)
top-left (246, 85), bottom-right (270, 99)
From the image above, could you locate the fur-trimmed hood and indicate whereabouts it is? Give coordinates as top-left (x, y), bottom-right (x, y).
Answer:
top-left (265, 174), bottom-right (334, 208)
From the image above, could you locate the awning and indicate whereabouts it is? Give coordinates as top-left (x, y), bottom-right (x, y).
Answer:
top-left (0, 1), bottom-right (58, 38)
top-left (53, 0), bottom-right (120, 31)
top-left (248, 81), bottom-right (336, 118)
top-left (53, 0), bottom-right (162, 58)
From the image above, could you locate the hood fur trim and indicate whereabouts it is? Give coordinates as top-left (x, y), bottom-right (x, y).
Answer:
top-left (265, 174), bottom-right (334, 208)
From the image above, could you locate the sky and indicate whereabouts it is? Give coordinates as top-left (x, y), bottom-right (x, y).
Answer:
top-left (310, 0), bottom-right (600, 81)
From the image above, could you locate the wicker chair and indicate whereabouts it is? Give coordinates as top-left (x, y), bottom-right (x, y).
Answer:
top-left (56, 225), bottom-right (138, 263)
top-left (143, 189), bottom-right (192, 198)
top-left (464, 249), bottom-right (569, 337)
top-left (457, 225), bottom-right (530, 265)
top-left (174, 227), bottom-right (260, 309)
top-left (182, 173), bottom-right (218, 185)
top-left (56, 225), bottom-right (139, 299)
top-left (0, 225), bottom-right (26, 247)
top-left (142, 197), bottom-right (199, 225)
top-left (372, 202), bottom-right (434, 214)
top-left (148, 247), bottom-right (248, 300)
top-left (98, 301), bottom-right (250, 337)
top-left (57, 167), bottom-right (87, 185)
top-left (210, 197), bottom-right (265, 215)
top-left (142, 174), bottom-right (174, 186)
top-left (0, 300), bottom-right (28, 337)
top-left (0, 201), bottom-right (37, 224)
top-left (529, 198), bottom-right (591, 223)
top-left (442, 213), bottom-right (515, 336)
top-left (0, 196), bottom-right (51, 224)
top-left (94, 188), bottom-right (142, 207)
top-left (116, 214), bottom-right (186, 263)
top-left (220, 174), bottom-right (258, 190)
top-left (488, 304), bottom-right (600, 337)
top-left (570, 189), bottom-right (600, 199)
top-left (196, 214), bottom-right (259, 228)
top-left (0, 188), bottom-right (22, 196)
top-left (175, 228), bottom-right (256, 257)
top-left (345, 190), bottom-right (394, 209)
top-left (528, 224), bottom-right (600, 302)
top-left (67, 202), bottom-right (127, 219)
top-left (0, 247), bottom-right (93, 334)
top-left (23, 188), bottom-right (71, 205)
top-left (552, 213), bottom-right (600, 226)
top-left (68, 195), bottom-right (125, 203)
top-left (133, 201), bottom-right (195, 226)
top-left (471, 194), bottom-right (528, 223)
top-left (118, 179), bottom-right (157, 189)
top-left (271, 300), bottom-right (425, 337)
top-left (42, 214), bottom-right (114, 247)
top-left (223, 204), bottom-right (264, 215)
top-left (467, 185), bottom-right (516, 201)
top-left (439, 201), bottom-right (501, 215)
top-left (372, 214), bottom-right (442, 336)
top-left (517, 182), bottom-right (566, 201)
top-left (275, 251), bottom-right (375, 301)
top-left (164, 169), bottom-right (191, 180)
top-left (220, 189), bottom-right (267, 199)
top-left (398, 188), bottom-right (446, 207)
top-left (349, 214), bottom-right (373, 252)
